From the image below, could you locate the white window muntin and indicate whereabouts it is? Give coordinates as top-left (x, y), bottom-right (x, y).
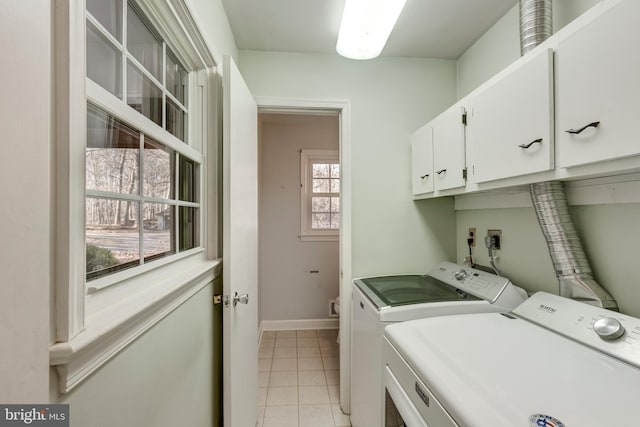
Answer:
top-left (87, 79), bottom-right (197, 159)
top-left (300, 149), bottom-right (340, 241)
top-left (86, 2), bottom-right (189, 142)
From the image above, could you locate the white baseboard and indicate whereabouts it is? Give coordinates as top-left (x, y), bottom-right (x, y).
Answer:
top-left (260, 318), bottom-right (339, 332)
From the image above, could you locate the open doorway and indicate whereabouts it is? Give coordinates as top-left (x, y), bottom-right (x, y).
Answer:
top-left (255, 97), bottom-right (352, 418)
top-left (258, 112), bottom-right (340, 326)
top-left (256, 111), bottom-right (350, 426)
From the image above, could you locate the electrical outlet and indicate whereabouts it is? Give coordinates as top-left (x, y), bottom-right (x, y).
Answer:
top-left (468, 228), bottom-right (476, 247)
top-left (487, 229), bottom-right (502, 250)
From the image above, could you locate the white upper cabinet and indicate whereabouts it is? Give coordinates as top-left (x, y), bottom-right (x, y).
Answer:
top-left (432, 103), bottom-right (467, 191)
top-left (411, 124), bottom-right (434, 196)
top-left (468, 48), bottom-right (554, 183)
top-left (410, 0), bottom-right (640, 200)
top-left (556, 0), bottom-right (640, 168)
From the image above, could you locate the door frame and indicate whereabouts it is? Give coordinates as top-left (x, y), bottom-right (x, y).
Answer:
top-left (255, 96), bottom-right (352, 413)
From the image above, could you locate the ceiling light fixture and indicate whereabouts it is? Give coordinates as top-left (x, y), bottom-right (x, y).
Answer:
top-left (336, 0), bottom-right (407, 60)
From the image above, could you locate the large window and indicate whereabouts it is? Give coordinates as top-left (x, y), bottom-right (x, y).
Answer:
top-left (51, 0), bottom-right (218, 394)
top-left (300, 150), bottom-right (340, 241)
top-left (85, 0), bottom-right (199, 282)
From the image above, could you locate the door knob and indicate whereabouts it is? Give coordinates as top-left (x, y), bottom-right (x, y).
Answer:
top-left (233, 292), bottom-right (249, 307)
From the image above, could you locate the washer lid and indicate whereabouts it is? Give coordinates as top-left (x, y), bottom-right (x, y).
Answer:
top-left (385, 310), bottom-right (640, 427)
top-left (354, 275), bottom-right (479, 309)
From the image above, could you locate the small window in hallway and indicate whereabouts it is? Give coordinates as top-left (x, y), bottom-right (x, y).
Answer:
top-left (300, 150), bottom-right (340, 241)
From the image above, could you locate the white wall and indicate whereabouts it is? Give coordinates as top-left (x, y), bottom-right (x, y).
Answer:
top-left (187, 0), bottom-right (239, 62)
top-left (552, 0), bottom-right (605, 34)
top-left (53, 284), bottom-right (215, 426)
top-left (456, 5), bottom-right (520, 99)
top-left (454, 0), bottom-right (640, 317)
top-left (456, 209), bottom-right (558, 295)
top-left (0, 0), bottom-right (52, 403)
top-left (259, 114), bottom-right (340, 321)
top-left (456, 0), bottom-right (603, 98)
top-left (455, 203), bottom-right (640, 318)
top-left (239, 51), bottom-right (459, 279)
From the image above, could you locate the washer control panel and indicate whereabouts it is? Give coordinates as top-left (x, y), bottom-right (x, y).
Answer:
top-left (428, 262), bottom-right (511, 304)
top-left (514, 292), bottom-right (640, 369)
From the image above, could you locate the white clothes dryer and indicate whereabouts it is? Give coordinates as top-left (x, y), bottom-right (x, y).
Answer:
top-left (384, 292), bottom-right (640, 427)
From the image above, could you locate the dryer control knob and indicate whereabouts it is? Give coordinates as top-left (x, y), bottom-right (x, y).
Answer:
top-left (454, 269), bottom-right (468, 281)
top-left (594, 317), bottom-right (625, 340)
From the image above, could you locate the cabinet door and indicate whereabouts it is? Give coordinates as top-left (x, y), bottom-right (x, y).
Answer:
top-left (556, 0), bottom-right (640, 168)
top-left (468, 48), bottom-right (554, 183)
top-left (411, 124), bottom-right (434, 196)
top-left (432, 104), bottom-right (467, 191)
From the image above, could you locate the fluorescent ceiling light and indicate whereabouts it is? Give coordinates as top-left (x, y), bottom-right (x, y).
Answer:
top-left (336, 0), bottom-right (407, 60)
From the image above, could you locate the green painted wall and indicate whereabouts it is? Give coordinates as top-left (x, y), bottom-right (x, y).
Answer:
top-left (238, 51), bottom-right (459, 279)
top-left (54, 284), bottom-right (217, 426)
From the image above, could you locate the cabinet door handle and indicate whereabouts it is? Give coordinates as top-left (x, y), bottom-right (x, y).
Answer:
top-left (420, 173), bottom-right (430, 179)
top-left (518, 138), bottom-right (542, 149)
top-left (436, 169), bottom-right (447, 175)
top-left (565, 121), bottom-right (600, 134)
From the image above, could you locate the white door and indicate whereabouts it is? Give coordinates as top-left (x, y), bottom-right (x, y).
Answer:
top-left (222, 55), bottom-right (259, 427)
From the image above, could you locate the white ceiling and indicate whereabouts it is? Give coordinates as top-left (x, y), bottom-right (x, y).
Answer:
top-left (221, 0), bottom-right (518, 59)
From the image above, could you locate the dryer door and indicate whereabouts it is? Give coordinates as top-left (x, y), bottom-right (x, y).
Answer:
top-left (384, 367), bottom-right (428, 427)
top-left (383, 337), bottom-right (459, 427)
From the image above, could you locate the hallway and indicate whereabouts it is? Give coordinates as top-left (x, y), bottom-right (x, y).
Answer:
top-left (257, 329), bottom-right (350, 427)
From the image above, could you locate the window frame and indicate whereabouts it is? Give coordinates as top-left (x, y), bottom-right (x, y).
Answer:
top-left (84, 105), bottom-right (179, 283)
top-left (51, 0), bottom-right (220, 394)
top-left (300, 149), bottom-right (340, 242)
top-left (85, 0), bottom-right (202, 290)
top-left (84, 91), bottom-right (203, 292)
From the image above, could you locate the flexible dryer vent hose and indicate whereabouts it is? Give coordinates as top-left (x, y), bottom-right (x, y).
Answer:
top-left (529, 182), bottom-right (618, 309)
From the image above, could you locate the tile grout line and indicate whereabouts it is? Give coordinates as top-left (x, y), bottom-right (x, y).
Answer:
top-left (259, 329), bottom-right (344, 427)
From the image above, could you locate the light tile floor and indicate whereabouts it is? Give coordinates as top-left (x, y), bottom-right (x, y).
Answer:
top-left (257, 329), bottom-right (351, 427)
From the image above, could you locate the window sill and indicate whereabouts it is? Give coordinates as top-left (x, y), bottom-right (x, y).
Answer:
top-left (299, 234), bottom-right (339, 242)
top-left (86, 248), bottom-right (205, 294)
top-left (49, 256), bottom-right (221, 393)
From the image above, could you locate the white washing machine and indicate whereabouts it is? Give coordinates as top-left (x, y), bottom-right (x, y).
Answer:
top-left (384, 291), bottom-right (640, 426)
top-left (350, 261), bottom-right (527, 427)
